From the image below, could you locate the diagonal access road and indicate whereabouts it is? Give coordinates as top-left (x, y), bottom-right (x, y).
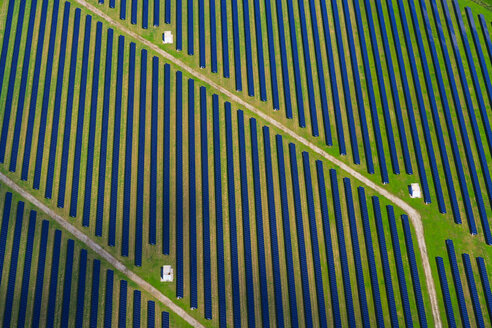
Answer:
top-left (0, 172), bottom-right (205, 328)
top-left (19, 1), bottom-right (442, 325)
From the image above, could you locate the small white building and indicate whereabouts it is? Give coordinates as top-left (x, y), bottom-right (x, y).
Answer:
top-left (162, 31), bottom-right (173, 44)
top-left (161, 265), bottom-right (174, 282)
top-left (409, 183), bottom-right (421, 199)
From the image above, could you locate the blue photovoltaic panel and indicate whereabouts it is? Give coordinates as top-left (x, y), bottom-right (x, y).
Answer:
top-left (209, 0), bottom-right (217, 72)
top-left (31, 220), bottom-right (50, 327)
top-left (176, 0), bottom-right (182, 50)
top-left (163, 64), bottom-right (171, 255)
top-left (231, 0), bottom-right (242, 90)
top-left (225, 102), bottom-right (241, 327)
top-left (21, 0), bottom-right (49, 182)
top-left (372, 198), bottom-right (398, 326)
top-left (201, 87), bottom-right (212, 319)
top-left (109, 35), bottom-right (125, 247)
top-left (123, 43), bottom-right (136, 257)
top-left (17, 211), bottom-right (36, 328)
top-left (302, 153), bottom-right (326, 327)
top-left (61, 240), bottom-right (75, 327)
top-left (2, 201), bottom-right (25, 327)
top-left (401, 215), bottom-right (427, 326)
top-left (7, 0), bottom-right (40, 172)
top-left (477, 257), bottom-right (492, 321)
top-left (262, 127), bottom-right (284, 327)
top-left (90, 260), bottom-right (101, 327)
top-left (96, 28), bottom-right (114, 237)
top-left (199, 0), bottom-right (205, 67)
top-left (150, 56), bottom-right (159, 246)
top-left (176, 71), bottom-right (184, 299)
top-left (219, 0), bottom-right (229, 77)
top-left (343, 179), bottom-right (369, 326)
top-left (134, 290), bottom-right (141, 327)
top-left (238, 111), bottom-right (256, 327)
top-left (252, 0), bottom-right (265, 101)
top-left (250, 119), bottom-right (270, 327)
top-left (370, 0), bottom-right (412, 174)
top-left (148, 301), bottom-right (155, 328)
top-left (387, 205), bottom-right (412, 326)
top-left (105, 270), bottom-right (114, 327)
top-left (154, 0), bottom-right (159, 26)
top-left (46, 230), bottom-right (62, 327)
top-left (330, 170), bottom-right (355, 327)
top-left (0, 192), bottom-right (13, 286)
top-left (395, 0), bottom-right (446, 213)
top-left (135, 49), bottom-right (147, 267)
top-left (275, 135), bottom-right (298, 327)
top-left (162, 312), bottom-right (170, 328)
top-left (32, 0), bottom-right (61, 191)
top-left (213, 95), bottom-right (227, 327)
top-left (446, 240), bottom-right (470, 327)
top-left (430, 0), bottom-right (488, 233)
top-left (45, 2), bottom-right (71, 199)
top-left (436, 257), bottom-right (456, 327)
top-left (165, 0), bottom-right (170, 23)
top-left (70, 14), bottom-right (92, 218)
top-left (315, 162), bottom-right (340, 326)
top-left (358, 188), bottom-right (384, 327)
top-left (408, 0), bottom-right (463, 225)
top-left (187, 78), bottom-right (195, 305)
top-left (119, 280), bottom-right (128, 327)
top-left (132, 0), bottom-right (137, 24)
top-left (58, 8), bottom-right (81, 208)
top-left (462, 254), bottom-right (484, 327)
top-left (0, 0), bottom-right (27, 165)
top-left (121, 0), bottom-right (126, 19)
top-left (83, 21), bottom-right (103, 227)
top-left (76, 249), bottom-right (88, 328)
top-left (331, 0), bottom-right (359, 164)
top-left (188, 0), bottom-right (193, 55)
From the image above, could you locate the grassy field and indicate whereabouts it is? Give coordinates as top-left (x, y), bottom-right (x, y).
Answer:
top-left (0, 0), bottom-right (491, 326)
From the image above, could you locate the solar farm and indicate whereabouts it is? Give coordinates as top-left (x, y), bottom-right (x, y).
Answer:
top-left (0, 0), bottom-right (491, 326)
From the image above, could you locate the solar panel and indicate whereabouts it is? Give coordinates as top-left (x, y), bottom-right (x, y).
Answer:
top-left (150, 56), bottom-right (159, 246)
top-left (46, 230), bottom-right (62, 327)
top-left (148, 301), bottom-right (156, 328)
top-left (446, 239), bottom-right (470, 326)
top-left (90, 259), bottom-right (101, 327)
top-left (70, 14), bottom-right (92, 218)
top-left (61, 239), bottom-right (75, 327)
top-left (76, 249), bottom-right (88, 328)
top-left (176, 71), bottom-right (184, 299)
top-left (119, 280), bottom-right (128, 327)
top-left (105, 270), bottom-right (114, 327)
top-left (186, 78), bottom-right (195, 304)
top-left (436, 257), bottom-right (456, 327)
top-left (201, 87), bottom-right (212, 319)
top-left (31, 220), bottom-right (50, 326)
top-left (462, 253), bottom-right (484, 327)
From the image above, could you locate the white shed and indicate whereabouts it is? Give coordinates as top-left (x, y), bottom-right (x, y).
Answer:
top-left (409, 183), bottom-right (421, 199)
top-left (161, 265), bottom-right (174, 282)
top-left (162, 31), bottom-right (173, 44)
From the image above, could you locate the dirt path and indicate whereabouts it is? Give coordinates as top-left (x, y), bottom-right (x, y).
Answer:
top-left (12, 1), bottom-right (442, 325)
top-left (0, 172), bottom-right (204, 328)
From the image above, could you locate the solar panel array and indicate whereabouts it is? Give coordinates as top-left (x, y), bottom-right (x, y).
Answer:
top-left (0, 192), bottom-right (173, 327)
top-left (87, 0), bottom-right (492, 240)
